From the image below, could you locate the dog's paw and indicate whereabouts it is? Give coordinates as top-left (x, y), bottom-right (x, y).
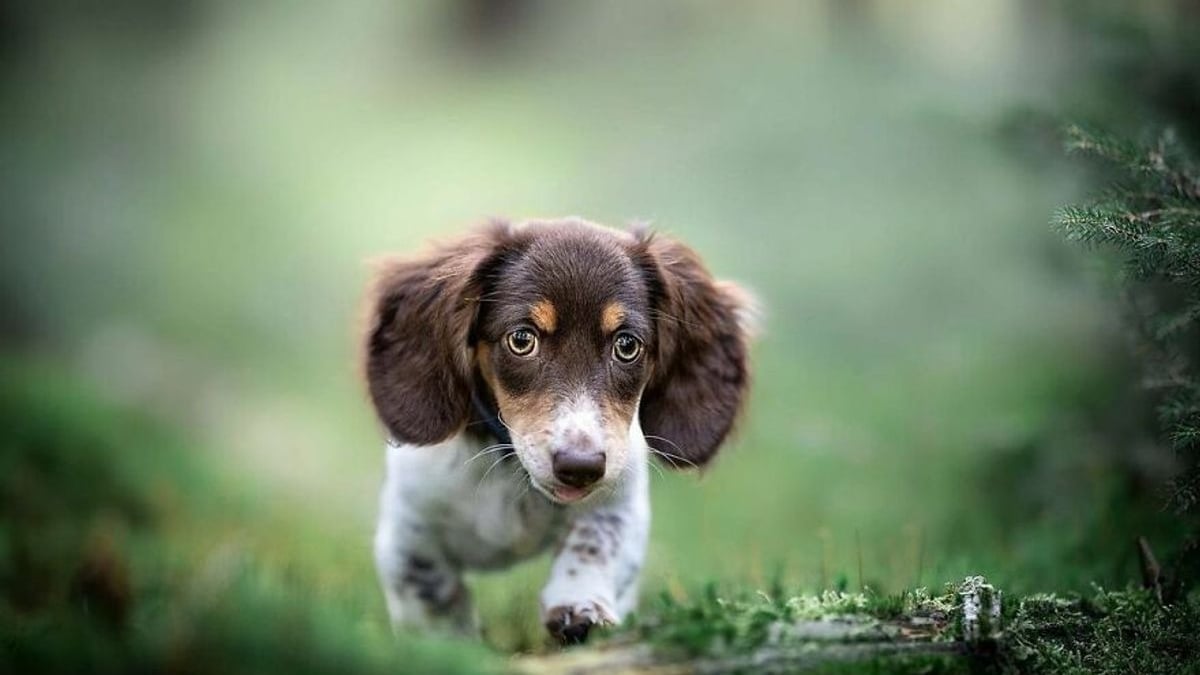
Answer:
top-left (543, 600), bottom-right (617, 645)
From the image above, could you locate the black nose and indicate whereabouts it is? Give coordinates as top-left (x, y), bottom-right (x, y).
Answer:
top-left (552, 449), bottom-right (606, 488)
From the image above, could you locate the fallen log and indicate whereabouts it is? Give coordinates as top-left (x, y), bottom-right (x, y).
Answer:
top-left (518, 576), bottom-right (1001, 675)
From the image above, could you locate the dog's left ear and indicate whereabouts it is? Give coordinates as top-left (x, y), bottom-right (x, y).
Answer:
top-left (363, 222), bottom-right (514, 446)
top-left (633, 231), bottom-right (757, 469)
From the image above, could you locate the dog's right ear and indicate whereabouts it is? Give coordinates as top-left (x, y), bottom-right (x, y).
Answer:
top-left (363, 222), bottom-right (513, 446)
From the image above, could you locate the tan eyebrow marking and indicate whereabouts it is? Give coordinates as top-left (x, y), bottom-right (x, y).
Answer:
top-left (530, 299), bottom-right (557, 334)
top-left (601, 301), bottom-right (626, 334)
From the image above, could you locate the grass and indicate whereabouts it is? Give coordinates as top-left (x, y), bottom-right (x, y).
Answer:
top-left (0, 360), bottom-right (502, 674)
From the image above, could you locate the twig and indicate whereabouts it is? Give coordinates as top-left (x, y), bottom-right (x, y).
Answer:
top-left (1137, 536), bottom-right (1164, 604)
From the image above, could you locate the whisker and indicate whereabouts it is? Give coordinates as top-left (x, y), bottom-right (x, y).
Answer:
top-left (599, 475), bottom-right (622, 502)
top-left (647, 308), bottom-right (705, 331)
top-left (643, 436), bottom-right (699, 470)
top-left (643, 453), bottom-right (667, 481)
top-left (462, 443), bottom-right (514, 466)
top-left (465, 290), bottom-right (508, 303)
top-left (493, 413), bottom-right (528, 447)
top-left (507, 467), bottom-right (534, 510)
top-left (642, 433), bottom-right (681, 452)
top-left (474, 453), bottom-right (511, 496)
top-left (647, 447), bottom-right (697, 470)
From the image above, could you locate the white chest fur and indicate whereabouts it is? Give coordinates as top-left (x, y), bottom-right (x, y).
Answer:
top-left (373, 430), bottom-right (650, 635)
top-left (378, 435), bottom-right (566, 569)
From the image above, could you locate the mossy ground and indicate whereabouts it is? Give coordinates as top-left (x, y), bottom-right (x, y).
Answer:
top-left (999, 587), bottom-right (1200, 674)
top-left (568, 582), bottom-right (1200, 674)
top-left (6, 360), bottom-right (1200, 674)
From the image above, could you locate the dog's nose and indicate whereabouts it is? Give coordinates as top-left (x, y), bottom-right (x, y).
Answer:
top-left (551, 449), bottom-right (606, 488)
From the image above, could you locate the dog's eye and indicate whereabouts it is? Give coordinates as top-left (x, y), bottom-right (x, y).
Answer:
top-left (506, 329), bottom-right (538, 357)
top-left (612, 333), bottom-right (643, 364)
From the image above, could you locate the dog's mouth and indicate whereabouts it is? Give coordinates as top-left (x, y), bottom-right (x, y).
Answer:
top-left (551, 484), bottom-right (591, 503)
top-left (530, 479), bottom-right (595, 505)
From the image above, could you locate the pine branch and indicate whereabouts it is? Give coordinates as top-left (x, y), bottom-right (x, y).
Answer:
top-left (1060, 124), bottom-right (1200, 513)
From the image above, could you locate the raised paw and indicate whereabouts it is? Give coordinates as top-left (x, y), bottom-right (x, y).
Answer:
top-left (543, 601), bottom-right (617, 645)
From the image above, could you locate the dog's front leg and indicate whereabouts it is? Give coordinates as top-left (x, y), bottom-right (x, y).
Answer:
top-left (540, 481), bottom-right (649, 644)
top-left (375, 538), bottom-right (474, 635)
top-left (374, 479), bottom-right (476, 635)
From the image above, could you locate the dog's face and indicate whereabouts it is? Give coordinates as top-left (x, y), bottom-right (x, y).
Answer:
top-left (473, 226), bottom-right (654, 502)
top-left (364, 218), bottom-right (754, 504)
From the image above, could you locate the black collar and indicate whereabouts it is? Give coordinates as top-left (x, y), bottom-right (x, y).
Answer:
top-left (471, 387), bottom-right (512, 445)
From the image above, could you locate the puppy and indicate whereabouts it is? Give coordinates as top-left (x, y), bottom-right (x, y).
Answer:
top-left (364, 217), bottom-right (754, 643)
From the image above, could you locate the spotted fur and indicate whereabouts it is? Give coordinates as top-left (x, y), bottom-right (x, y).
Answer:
top-left (365, 217), bottom-right (754, 643)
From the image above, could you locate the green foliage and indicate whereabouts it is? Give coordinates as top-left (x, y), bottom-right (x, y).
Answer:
top-left (618, 581), bottom-right (1200, 674)
top-left (802, 654), bottom-right (968, 675)
top-left (1056, 125), bottom-right (1200, 513)
top-left (626, 584), bottom-right (792, 656)
top-left (622, 583), bottom-right (959, 658)
top-left (1002, 587), bottom-right (1200, 674)
top-left (0, 361), bottom-right (501, 675)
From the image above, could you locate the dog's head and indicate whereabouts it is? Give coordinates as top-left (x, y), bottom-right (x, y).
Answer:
top-left (364, 218), bottom-right (755, 504)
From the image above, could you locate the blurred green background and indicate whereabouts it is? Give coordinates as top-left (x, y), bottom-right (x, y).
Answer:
top-left (2, 1), bottom-right (1195, 671)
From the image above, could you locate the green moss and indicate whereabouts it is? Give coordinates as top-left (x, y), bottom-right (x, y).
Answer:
top-left (621, 583), bottom-right (961, 658)
top-left (806, 653), bottom-right (969, 675)
top-left (618, 581), bottom-right (1200, 674)
top-left (1001, 587), bottom-right (1200, 674)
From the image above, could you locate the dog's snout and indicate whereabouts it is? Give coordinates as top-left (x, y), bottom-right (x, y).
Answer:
top-left (547, 404), bottom-right (607, 491)
top-left (551, 448), bottom-right (606, 488)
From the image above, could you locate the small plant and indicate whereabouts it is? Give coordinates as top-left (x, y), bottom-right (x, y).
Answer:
top-left (957, 576), bottom-right (1002, 642)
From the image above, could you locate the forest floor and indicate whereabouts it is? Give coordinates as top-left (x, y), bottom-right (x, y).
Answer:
top-left (6, 361), bottom-right (1200, 675)
top-left (516, 579), bottom-right (1200, 675)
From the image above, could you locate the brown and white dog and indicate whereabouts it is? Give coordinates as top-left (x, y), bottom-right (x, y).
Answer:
top-left (363, 217), bottom-right (755, 643)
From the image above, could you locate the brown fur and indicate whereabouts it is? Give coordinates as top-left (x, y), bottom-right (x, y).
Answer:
top-left (630, 229), bottom-right (753, 468)
top-left (478, 341), bottom-right (559, 445)
top-left (363, 221), bottom-right (514, 445)
top-left (363, 217), bottom-right (754, 468)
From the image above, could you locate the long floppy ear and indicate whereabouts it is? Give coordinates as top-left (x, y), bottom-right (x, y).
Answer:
top-left (363, 223), bottom-right (512, 446)
top-left (634, 232), bottom-right (756, 469)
